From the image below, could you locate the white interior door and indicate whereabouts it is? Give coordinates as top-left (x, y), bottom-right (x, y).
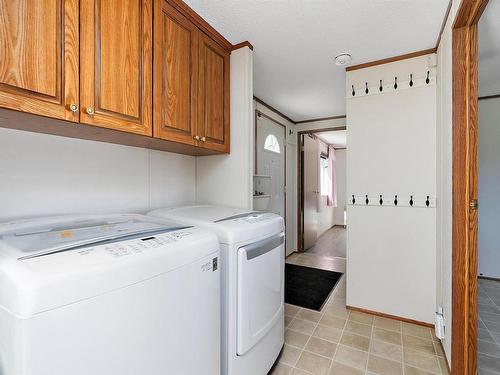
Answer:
top-left (303, 135), bottom-right (319, 250)
top-left (256, 115), bottom-right (286, 218)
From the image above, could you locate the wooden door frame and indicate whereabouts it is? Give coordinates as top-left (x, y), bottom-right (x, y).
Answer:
top-left (452, 0), bottom-right (489, 373)
top-left (296, 126), bottom-right (347, 252)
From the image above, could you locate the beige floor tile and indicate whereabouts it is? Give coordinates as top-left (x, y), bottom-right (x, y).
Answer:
top-left (270, 362), bottom-right (293, 375)
top-left (279, 344), bottom-right (302, 366)
top-left (319, 315), bottom-right (346, 330)
top-left (402, 322), bottom-right (433, 340)
top-left (286, 304), bottom-right (301, 317)
top-left (291, 369), bottom-right (312, 375)
top-left (328, 361), bottom-right (364, 375)
top-left (403, 348), bottom-right (441, 374)
top-left (433, 341), bottom-right (445, 357)
top-left (334, 345), bottom-right (369, 370)
top-left (404, 365), bottom-right (436, 375)
top-left (285, 315), bottom-right (294, 327)
top-left (297, 309), bottom-right (323, 323)
top-left (438, 355), bottom-right (450, 374)
top-left (340, 331), bottom-right (371, 352)
top-left (403, 335), bottom-right (436, 355)
top-left (285, 329), bottom-right (310, 349)
top-left (373, 317), bottom-right (402, 332)
top-left (349, 311), bottom-right (374, 325)
top-left (367, 354), bottom-right (403, 375)
top-left (322, 305), bottom-right (350, 319)
top-left (370, 339), bottom-right (403, 362)
top-left (373, 327), bottom-right (402, 345)
top-left (289, 318), bottom-right (317, 335)
top-left (313, 325), bottom-right (343, 343)
top-left (344, 320), bottom-right (373, 337)
top-left (305, 337), bottom-right (337, 358)
top-left (296, 351), bottom-right (332, 375)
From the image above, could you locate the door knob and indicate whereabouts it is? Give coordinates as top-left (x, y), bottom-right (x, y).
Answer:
top-left (69, 104), bottom-right (79, 113)
top-left (470, 199), bottom-right (478, 210)
top-left (86, 107), bottom-right (95, 116)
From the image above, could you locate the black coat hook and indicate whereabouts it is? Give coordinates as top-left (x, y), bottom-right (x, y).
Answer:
top-left (394, 195), bottom-right (398, 206)
top-left (426, 196), bottom-right (430, 207)
top-left (394, 77), bottom-right (398, 90)
top-left (379, 195), bottom-right (383, 205)
top-left (365, 82), bottom-right (369, 94)
top-left (352, 85), bottom-right (355, 96)
top-left (426, 71), bottom-right (430, 84)
top-left (410, 195), bottom-right (414, 206)
top-left (352, 195), bottom-right (355, 204)
top-left (409, 74), bottom-right (414, 87)
top-left (379, 80), bottom-right (383, 92)
top-left (365, 195), bottom-right (369, 205)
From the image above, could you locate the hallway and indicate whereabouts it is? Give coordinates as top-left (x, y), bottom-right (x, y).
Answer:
top-left (305, 226), bottom-right (346, 259)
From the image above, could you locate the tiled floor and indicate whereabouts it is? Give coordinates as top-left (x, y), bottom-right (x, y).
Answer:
top-left (305, 226), bottom-right (346, 258)
top-left (478, 278), bottom-right (500, 374)
top-left (269, 252), bottom-right (449, 375)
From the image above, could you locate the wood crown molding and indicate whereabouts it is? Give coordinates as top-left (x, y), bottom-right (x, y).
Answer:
top-left (345, 48), bottom-right (437, 72)
top-left (167, 0), bottom-right (233, 51)
top-left (295, 115), bottom-right (346, 125)
top-left (232, 41), bottom-right (253, 51)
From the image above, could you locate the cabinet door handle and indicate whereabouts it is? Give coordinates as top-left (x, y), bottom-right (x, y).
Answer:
top-left (194, 135), bottom-right (200, 141)
top-left (201, 137), bottom-right (206, 142)
top-left (86, 107), bottom-right (95, 116)
top-left (69, 104), bottom-right (79, 113)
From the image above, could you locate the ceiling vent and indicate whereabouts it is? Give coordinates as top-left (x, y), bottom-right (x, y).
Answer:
top-left (334, 53), bottom-right (352, 67)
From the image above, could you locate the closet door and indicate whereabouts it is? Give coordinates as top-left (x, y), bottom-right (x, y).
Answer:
top-left (0, 0), bottom-right (79, 121)
top-left (80, 0), bottom-right (152, 135)
top-left (198, 32), bottom-right (230, 153)
top-left (153, 1), bottom-right (198, 145)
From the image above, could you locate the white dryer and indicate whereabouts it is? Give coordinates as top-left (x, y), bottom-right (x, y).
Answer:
top-left (148, 205), bottom-right (285, 375)
top-left (0, 214), bottom-right (220, 375)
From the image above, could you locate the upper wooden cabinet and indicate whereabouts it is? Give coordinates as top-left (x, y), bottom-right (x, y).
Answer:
top-left (198, 32), bottom-right (230, 153)
top-left (80, 0), bottom-right (153, 136)
top-left (0, 0), bottom-right (79, 121)
top-left (154, 1), bottom-right (198, 145)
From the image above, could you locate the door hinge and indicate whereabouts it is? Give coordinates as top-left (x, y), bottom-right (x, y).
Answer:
top-left (470, 199), bottom-right (478, 210)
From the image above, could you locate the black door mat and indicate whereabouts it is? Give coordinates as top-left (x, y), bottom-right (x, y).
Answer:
top-left (285, 263), bottom-right (343, 311)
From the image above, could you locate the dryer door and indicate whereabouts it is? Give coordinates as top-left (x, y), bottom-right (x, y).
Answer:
top-left (237, 233), bottom-right (284, 355)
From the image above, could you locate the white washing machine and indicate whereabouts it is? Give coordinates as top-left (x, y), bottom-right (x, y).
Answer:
top-left (0, 214), bottom-right (220, 375)
top-left (148, 206), bottom-right (285, 375)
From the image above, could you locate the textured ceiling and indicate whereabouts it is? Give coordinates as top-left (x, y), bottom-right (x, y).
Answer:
top-left (479, 0), bottom-right (500, 98)
top-left (185, 0), bottom-right (449, 121)
top-left (317, 130), bottom-right (347, 148)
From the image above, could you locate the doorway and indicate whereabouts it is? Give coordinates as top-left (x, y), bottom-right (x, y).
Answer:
top-left (297, 127), bottom-right (347, 257)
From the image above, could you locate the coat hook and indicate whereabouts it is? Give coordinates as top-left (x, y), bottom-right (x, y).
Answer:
top-left (409, 74), bottom-right (414, 87)
top-left (394, 77), bottom-right (398, 90)
top-left (426, 71), bottom-right (430, 84)
top-left (379, 195), bottom-right (383, 205)
top-left (352, 195), bottom-right (356, 204)
top-left (394, 195), bottom-right (398, 206)
top-left (410, 195), bottom-right (414, 206)
top-left (379, 80), bottom-right (383, 92)
top-left (365, 82), bottom-right (369, 94)
top-left (365, 195), bottom-right (369, 205)
top-left (426, 196), bottom-right (430, 207)
top-left (352, 85), bottom-right (355, 96)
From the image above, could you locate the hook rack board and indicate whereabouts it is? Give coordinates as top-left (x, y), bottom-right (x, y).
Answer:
top-left (347, 72), bottom-right (436, 99)
top-left (348, 195), bottom-right (436, 208)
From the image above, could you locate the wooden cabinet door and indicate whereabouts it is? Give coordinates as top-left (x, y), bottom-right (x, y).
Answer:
top-left (198, 33), bottom-right (230, 153)
top-left (80, 0), bottom-right (152, 135)
top-left (153, 1), bottom-right (198, 145)
top-left (0, 0), bottom-right (79, 121)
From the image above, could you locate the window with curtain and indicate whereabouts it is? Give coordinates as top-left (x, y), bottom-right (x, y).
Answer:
top-left (320, 155), bottom-right (329, 196)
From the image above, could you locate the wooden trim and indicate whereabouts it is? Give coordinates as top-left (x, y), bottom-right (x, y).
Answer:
top-left (346, 306), bottom-right (434, 328)
top-left (232, 41), bottom-right (253, 51)
top-left (253, 95), bottom-right (296, 125)
top-left (345, 48), bottom-right (437, 72)
top-left (478, 94), bottom-right (500, 100)
top-left (451, 0), bottom-right (489, 373)
top-left (166, 0), bottom-right (232, 51)
top-left (256, 110), bottom-right (289, 129)
top-left (295, 115), bottom-right (346, 125)
top-left (297, 127), bottom-right (347, 135)
top-left (436, 0), bottom-right (454, 49)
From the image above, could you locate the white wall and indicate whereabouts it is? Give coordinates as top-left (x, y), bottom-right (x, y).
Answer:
top-left (346, 55), bottom-right (437, 324)
top-left (0, 128), bottom-right (196, 221)
top-left (254, 100), bottom-right (297, 255)
top-left (478, 98), bottom-right (500, 278)
top-left (334, 149), bottom-right (347, 226)
top-left (196, 47), bottom-right (254, 210)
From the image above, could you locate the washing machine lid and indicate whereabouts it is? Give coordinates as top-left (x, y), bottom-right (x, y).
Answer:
top-left (148, 205), bottom-right (284, 245)
top-left (0, 214), bottom-right (219, 316)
